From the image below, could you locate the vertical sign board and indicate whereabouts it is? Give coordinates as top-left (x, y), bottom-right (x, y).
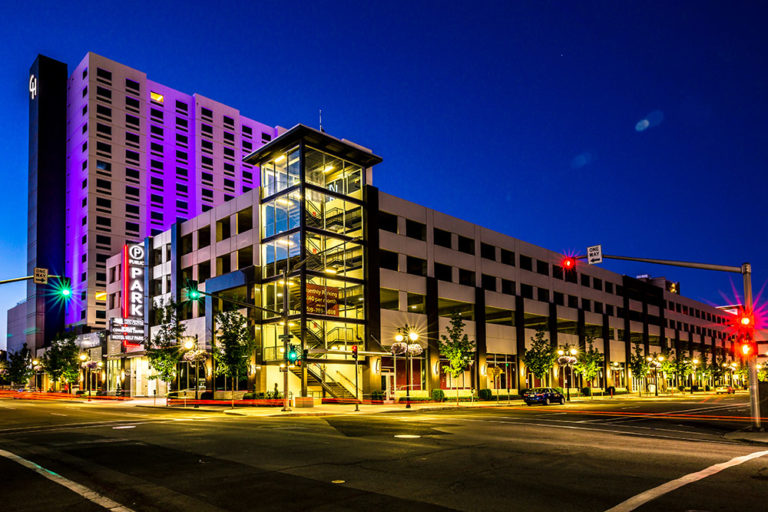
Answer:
top-left (122, 244), bottom-right (145, 319)
top-left (119, 244), bottom-right (145, 347)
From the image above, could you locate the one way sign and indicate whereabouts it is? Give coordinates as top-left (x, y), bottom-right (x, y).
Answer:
top-left (587, 245), bottom-right (603, 265)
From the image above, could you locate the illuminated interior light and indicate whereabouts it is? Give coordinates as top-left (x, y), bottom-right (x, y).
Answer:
top-left (324, 268), bottom-right (337, 274)
top-left (275, 154), bottom-right (287, 163)
top-left (276, 197), bottom-right (292, 206)
top-left (150, 92), bottom-right (164, 103)
top-left (94, 291), bottom-right (107, 301)
top-left (323, 165), bottom-right (335, 173)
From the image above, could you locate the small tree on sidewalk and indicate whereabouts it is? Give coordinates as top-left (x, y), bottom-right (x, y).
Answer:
top-left (145, 300), bottom-right (185, 400)
top-left (627, 343), bottom-right (649, 396)
top-left (42, 333), bottom-right (80, 393)
top-left (7, 344), bottom-right (34, 388)
top-left (522, 327), bottom-right (556, 388)
top-left (213, 310), bottom-right (255, 408)
top-left (439, 312), bottom-right (475, 405)
top-left (573, 336), bottom-right (603, 397)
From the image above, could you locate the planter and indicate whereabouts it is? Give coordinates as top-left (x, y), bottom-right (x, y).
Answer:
top-left (293, 396), bottom-right (314, 408)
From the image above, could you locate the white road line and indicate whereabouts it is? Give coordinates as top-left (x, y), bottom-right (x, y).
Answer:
top-left (0, 448), bottom-right (135, 512)
top-left (604, 449), bottom-right (768, 512)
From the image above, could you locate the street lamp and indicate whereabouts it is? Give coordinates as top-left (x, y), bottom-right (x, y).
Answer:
top-left (692, 358), bottom-right (700, 393)
top-left (79, 353), bottom-right (91, 401)
top-left (648, 356), bottom-right (663, 396)
top-left (393, 327), bottom-right (422, 409)
top-left (183, 336), bottom-right (202, 408)
top-left (557, 347), bottom-right (577, 401)
top-left (31, 359), bottom-right (40, 391)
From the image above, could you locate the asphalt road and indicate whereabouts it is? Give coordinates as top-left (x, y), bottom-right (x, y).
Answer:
top-left (0, 395), bottom-right (765, 512)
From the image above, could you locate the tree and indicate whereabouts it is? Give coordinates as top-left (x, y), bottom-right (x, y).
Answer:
top-left (145, 300), bottom-right (185, 397)
top-left (439, 312), bottom-right (476, 405)
top-left (659, 347), bottom-right (676, 393)
top-left (573, 337), bottom-right (604, 395)
top-left (698, 347), bottom-right (714, 388)
top-left (672, 353), bottom-right (693, 390)
top-left (522, 327), bottom-right (556, 387)
top-left (627, 343), bottom-right (649, 396)
top-left (213, 310), bottom-right (255, 407)
top-left (7, 344), bottom-right (34, 387)
top-left (42, 333), bottom-right (80, 392)
top-left (711, 352), bottom-right (728, 384)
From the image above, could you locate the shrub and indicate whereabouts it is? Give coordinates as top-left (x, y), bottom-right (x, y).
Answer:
top-left (431, 389), bottom-right (446, 402)
top-left (606, 386), bottom-right (616, 395)
top-left (167, 391), bottom-right (178, 399)
top-left (691, 385), bottom-right (699, 392)
top-left (96, 390), bottom-right (106, 396)
top-left (553, 387), bottom-right (564, 395)
top-left (478, 389), bottom-right (493, 400)
top-left (371, 390), bottom-right (385, 401)
top-left (242, 392), bottom-right (255, 399)
top-left (75, 390), bottom-right (85, 395)
top-left (200, 391), bottom-right (213, 400)
top-left (677, 385), bottom-right (685, 392)
top-left (581, 387), bottom-right (592, 396)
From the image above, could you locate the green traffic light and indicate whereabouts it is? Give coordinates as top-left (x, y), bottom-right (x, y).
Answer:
top-left (189, 289), bottom-right (200, 300)
top-left (61, 288), bottom-right (71, 297)
top-left (287, 348), bottom-right (298, 362)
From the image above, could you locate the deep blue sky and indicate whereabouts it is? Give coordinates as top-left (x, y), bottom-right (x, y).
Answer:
top-left (1, 1), bottom-right (766, 347)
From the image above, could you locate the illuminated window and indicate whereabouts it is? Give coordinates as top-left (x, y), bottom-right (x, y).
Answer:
top-left (150, 91), bottom-right (164, 104)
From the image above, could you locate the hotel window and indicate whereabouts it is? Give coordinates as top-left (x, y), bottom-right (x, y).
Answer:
top-left (125, 79), bottom-right (140, 94)
top-left (201, 107), bottom-right (213, 120)
top-left (242, 125), bottom-right (252, 137)
top-left (481, 243), bottom-right (496, 260)
top-left (151, 194), bottom-right (163, 205)
top-left (537, 288), bottom-right (549, 302)
top-left (96, 142), bottom-right (111, 156)
top-left (607, 305), bottom-right (614, 316)
top-left (434, 262), bottom-right (452, 282)
top-left (176, 150), bottom-right (188, 162)
top-left (126, 186), bottom-right (140, 197)
top-left (176, 200), bottom-right (188, 211)
top-left (552, 265), bottom-right (564, 280)
top-left (95, 123), bottom-right (112, 137)
top-left (565, 270), bottom-right (578, 284)
top-left (581, 274), bottom-right (591, 287)
top-left (202, 156), bottom-right (213, 168)
top-left (82, 68), bottom-right (87, 79)
top-left (243, 171), bottom-right (253, 182)
top-left (126, 222), bottom-right (139, 233)
top-left (224, 131), bottom-right (235, 143)
top-left (96, 216), bottom-right (111, 227)
top-left (481, 274), bottom-right (496, 291)
top-left (150, 142), bottom-right (163, 154)
top-left (96, 86), bottom-right (111, 103)
top-left (568, 295), bottom-right (578, 308)
top-left (126, 169), bottom-right (140, 182)
top-left (176, 133), bottom-right (188, 145)
top-left (223, 147), bottom-right (235, 160)
top-left (592, 277), bottom-right (603, 291)
top-left (582, 299), bottom-right (591, 312)
top-left (457, 236), bottom-right (474, 255)
top-left (434, 228), bottom-right (451, 248)
top-left (380, 250), bottom-right (398, 271)
top-left (96, 104), bottom-right (111, 120)
top-left (201, 139), bottom-right (213, 154)
top-left (243, 140), bottom-right (253, 151)
top-left (150, 108), bottom-right (163, 121)
top-left (262, 132), bottom-right (272, 142)
top-left (151, 159), bottom-right (163, 170)
top-left (223, 115), bottom-right (234, 128)
top-left (151, 211), bottom-right (163, 222)
top-left (150, 125), bottom-right (163, 138)
top-left (536, 260), bottom-right (549, 276)
top-left (458, 268), bottom-right (474, 286)
top-left (96, 67), bottom-right (112, 83)
top-left (96, 197), bottom-right (110, 210)
top-left (96, 179), bottom-right (111, 191)
top-left (594, 302), bottom-right (603, 314)
top-left (554, 291), bottom-right (565, 306)
top-left (150, 177), bottom-right (163, 188)
top-left (501, 279), bottom-right (515, 295)
top-left (150, 91), bottom-right (164, 104)
top-left (176, 183), bottom-right (188, 194)
top-left (519, 255), bottom-right (532, 271)
top-left (176, 100), bottom-right (188, 113)
top-left (126, 114), bottom-right (140, 128)
top-left (500, 249), bottom-right (515, 266)
top-left (176, 117), bottom-right (188, 130)
top-left (405, 219), bottom-right (426, 241)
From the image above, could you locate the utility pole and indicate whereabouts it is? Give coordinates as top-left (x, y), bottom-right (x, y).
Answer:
top-left (578, 248), bottom-right (761, 430)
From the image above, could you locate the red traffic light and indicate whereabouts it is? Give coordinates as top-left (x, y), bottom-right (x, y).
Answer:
top-left (562, 257), bottom-right (576, 270)
top-left (741, 343), bottom-right (753, 356)
top-left (739, 314), bottom-right (753, 327)
top-left (351, 345), bottom-right (358, 360)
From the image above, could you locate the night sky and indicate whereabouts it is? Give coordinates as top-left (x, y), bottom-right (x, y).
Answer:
top-left (1, 1), bottom-right (766, 347)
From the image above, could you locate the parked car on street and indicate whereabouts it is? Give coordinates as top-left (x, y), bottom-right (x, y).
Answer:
top-left (523, 387), bottom-right (565, 405)
top-left (715, 385), bottom-right (735, 394)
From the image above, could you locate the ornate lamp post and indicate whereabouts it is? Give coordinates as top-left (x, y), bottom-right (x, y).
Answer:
top-left (557, 348), bottom-right (577, 401)
top-left (393, 327), bottom-right (421, 409)
top-left (647, 355), bottom-right (663, 396)
top-left (692, 358), bottom-right (700, 392)
top-left (183, 336), bottom-right (203, 408)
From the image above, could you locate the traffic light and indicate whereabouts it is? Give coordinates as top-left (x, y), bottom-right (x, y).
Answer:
top-left (53, 277), bottom-right (72, 300)
top-left (561, 256), bottom-right (576, 271)
top-left (351, 344), bottom-right (358, 360)
top-left (733, 310), bottom-right (756, 359)
top-left (302, 349), bottom-right (308, 361)
top-left (287, 345), bottom-right (299, 363)
top-left (182, 280), bottom-right (200, 301)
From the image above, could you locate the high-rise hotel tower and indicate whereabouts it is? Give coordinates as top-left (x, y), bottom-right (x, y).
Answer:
top-left (21, 52), bottom-right (279, 350)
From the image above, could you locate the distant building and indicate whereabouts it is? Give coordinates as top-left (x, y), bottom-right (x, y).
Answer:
top-left (6, 301), bottom-right (27, 355)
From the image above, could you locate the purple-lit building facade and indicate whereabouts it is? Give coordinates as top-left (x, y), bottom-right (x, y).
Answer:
top-left (23, 52), bottom-right (281, 349)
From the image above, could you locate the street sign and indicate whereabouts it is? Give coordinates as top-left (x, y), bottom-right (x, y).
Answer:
top-left (33, 267), bottom-right (48, 285)
top-left (587, 245), bottom-right (603, 265)
top-left (278, 334), bottom-right (294, 341)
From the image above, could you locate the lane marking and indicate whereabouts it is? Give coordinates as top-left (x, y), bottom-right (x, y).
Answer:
top-left (50, 413), bottom-right (67, 416)
top-left (0, 447), bottom-right (135, 511)
top-left (604, 450), bottom-right (768, 512)
top-left (112, 425), bottom-right (135, 430)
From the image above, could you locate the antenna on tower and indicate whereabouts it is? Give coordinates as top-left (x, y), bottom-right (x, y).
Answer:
top-left (319, 109), bottom-right (324, 133)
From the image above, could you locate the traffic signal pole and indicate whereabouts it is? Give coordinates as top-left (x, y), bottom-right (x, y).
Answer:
top-left (579, 252), bottom-right (761, 430)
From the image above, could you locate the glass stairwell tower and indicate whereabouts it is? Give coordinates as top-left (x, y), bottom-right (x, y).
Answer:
top-left (245, 125), bottom-right (382, 399)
